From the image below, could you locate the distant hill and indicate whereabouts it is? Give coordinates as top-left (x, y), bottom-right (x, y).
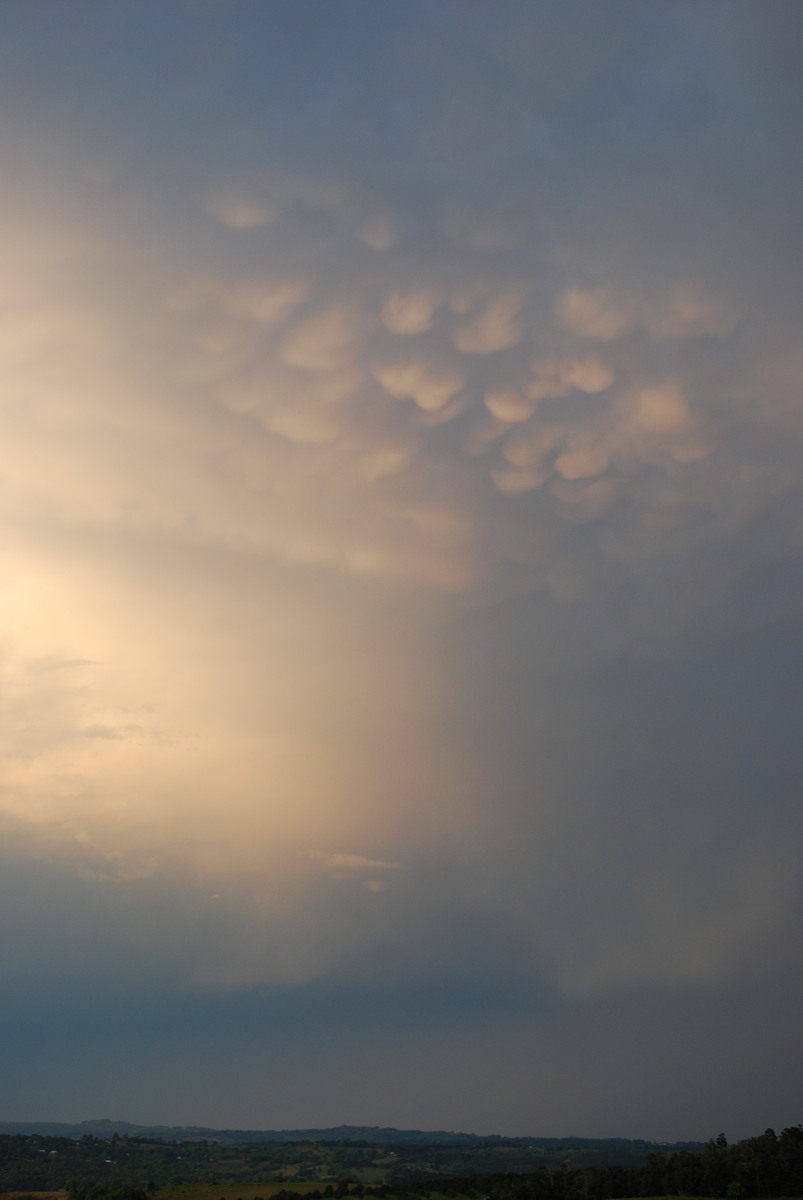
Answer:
top-left (0, 1118), bottom-right (702, 1148)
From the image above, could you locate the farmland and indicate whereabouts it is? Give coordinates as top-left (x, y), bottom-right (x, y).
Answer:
top-left (1, 1127), bottom-right (801, 1200)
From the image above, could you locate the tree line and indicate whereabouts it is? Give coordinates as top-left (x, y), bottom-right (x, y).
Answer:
top-left (420, 1128), bottom-right (800, 1200)
top-left (300, 1128), bottom-right (803, 1200)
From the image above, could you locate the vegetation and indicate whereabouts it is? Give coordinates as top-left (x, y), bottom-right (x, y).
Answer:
top-left (0, 1127), bottom-right (801, 1200)
top-left (0, 1134), bottom-right (685, 1191)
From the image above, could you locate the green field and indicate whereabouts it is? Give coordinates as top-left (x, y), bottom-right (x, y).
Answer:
top-left (7, 1191), bottom-right (801, 1200)
top-left (164, 1186), bottom-right (332, 1200)
top-left (15, 1191), bottom-right (786, 1200)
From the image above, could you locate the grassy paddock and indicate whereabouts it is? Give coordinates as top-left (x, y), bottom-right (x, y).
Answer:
top-left (162, 1185), bottom-right (332, 1200)
top-left (6, 1192), bottom-right (797, 1200)
top-left (160, 1189), bottom-right (477, 1200)
top-left (5, 1194), bottom-right (70, 1200)
top-left (157, 1191), bottom-right (722, 1200)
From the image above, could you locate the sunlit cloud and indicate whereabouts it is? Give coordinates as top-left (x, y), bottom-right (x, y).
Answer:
top-left (381, 289), bottom-right (441, 336)
top-left (0, 0), bottom-right (800, 1139)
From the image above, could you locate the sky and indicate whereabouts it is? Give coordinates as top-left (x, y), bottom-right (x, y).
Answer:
top-left (0, 0), bottom-right (801, 1143)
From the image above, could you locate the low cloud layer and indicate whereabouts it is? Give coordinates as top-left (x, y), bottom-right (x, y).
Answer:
top-left (0, 0), bottom-right (801, 1140)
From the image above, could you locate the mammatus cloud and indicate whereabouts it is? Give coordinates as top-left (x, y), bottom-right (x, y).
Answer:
top-left (0, 0), bottom-right (800, 1138)
top-left (1, 115), bottom-right (800, 981)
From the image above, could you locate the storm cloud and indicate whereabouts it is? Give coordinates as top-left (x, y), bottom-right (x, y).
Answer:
top-left (0, 0), bottom-right (801, 1140)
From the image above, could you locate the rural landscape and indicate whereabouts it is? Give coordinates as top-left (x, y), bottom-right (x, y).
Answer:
top-left (1, 1124), bottom-right (801, 1200)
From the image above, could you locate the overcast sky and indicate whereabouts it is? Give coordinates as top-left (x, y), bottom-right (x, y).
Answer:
top-left (1, 0), bottom-right (801, 1142)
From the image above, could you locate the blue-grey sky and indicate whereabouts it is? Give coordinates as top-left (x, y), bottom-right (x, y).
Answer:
top-left (0, 0), bottom-right (801, 1141)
